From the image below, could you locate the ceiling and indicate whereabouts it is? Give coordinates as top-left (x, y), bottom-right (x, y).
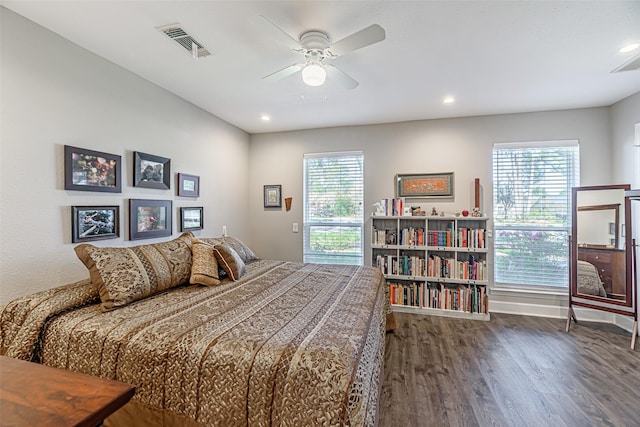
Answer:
top-left (2, 1), bottom-right (640, 134)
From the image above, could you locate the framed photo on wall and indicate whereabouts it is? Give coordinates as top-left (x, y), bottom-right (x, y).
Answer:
top-left (177, 173), bottom-right (200, 197)
top-left (71, 205), bottom-right (120, 243)
top-left (180, 207), bottom-right (203, 231)
top-left (133, 151), bottom-right (171, 189)
top-left (129, 199), bottom-right (172, 240)
top-left (264, 185), bottom-right (282, 208)
top-left (64, 145), bottom-right (122, 193)
top-left (395, 172), bottom-right (455, 199)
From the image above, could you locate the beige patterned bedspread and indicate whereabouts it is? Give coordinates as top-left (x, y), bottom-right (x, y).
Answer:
top-left (0, 260), bottom-right (386, 426)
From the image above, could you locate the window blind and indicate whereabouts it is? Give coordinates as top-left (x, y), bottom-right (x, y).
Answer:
top-left (303, 151), bottom-right (364, 265)
top-left (492, 141), bottom-right (579, 287)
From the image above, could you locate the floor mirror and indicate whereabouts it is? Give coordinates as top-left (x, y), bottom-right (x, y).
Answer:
top-left (566, 184), bottom-right (637, 350)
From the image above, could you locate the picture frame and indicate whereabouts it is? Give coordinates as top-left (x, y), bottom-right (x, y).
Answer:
top-left (395, 172), bottom-right (455, 199)
top-left (133, 151), bottom-right (171, 189)
top-left (177, 173), bottom-right (200, 197)
top-left (264, 185), bottom-right (282, 208)
top-left (129, 199), bottom-right (172, 240)
top-left (64, 145), bottom-right (122, 193)
top-left (71, 205), bottom-right (120, 243)
top-left (180, 207), bottom-right (203, 231)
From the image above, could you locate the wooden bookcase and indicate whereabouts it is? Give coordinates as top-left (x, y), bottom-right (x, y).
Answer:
top-left (371, 215), bottom-right (491, 320)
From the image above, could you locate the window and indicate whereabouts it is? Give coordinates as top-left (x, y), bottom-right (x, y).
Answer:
top-left (492, 141), bottom-right (579, 288)
top-left (303, 151), bottom-right (364, 265)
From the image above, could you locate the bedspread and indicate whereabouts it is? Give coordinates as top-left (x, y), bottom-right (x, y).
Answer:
top-left (1, 260), bottom-right (386, 427)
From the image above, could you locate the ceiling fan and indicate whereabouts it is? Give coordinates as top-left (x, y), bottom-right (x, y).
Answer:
top-left (256, 15), bottom-right (386, 90)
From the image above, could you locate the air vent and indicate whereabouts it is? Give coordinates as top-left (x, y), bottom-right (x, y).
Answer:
top-left (156, 23), bottom-right (211, 59)
top-left (611, 54), bottom-right (640, 73)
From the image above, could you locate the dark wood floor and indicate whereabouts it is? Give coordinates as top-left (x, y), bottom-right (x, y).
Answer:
top-left (379, 312), bottom-right (640, 427)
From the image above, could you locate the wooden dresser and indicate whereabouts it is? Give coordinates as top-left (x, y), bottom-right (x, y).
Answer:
top-left (0, 356), bottom-right (135, 426)
top-left (577, 246), bottom-right (626, 296)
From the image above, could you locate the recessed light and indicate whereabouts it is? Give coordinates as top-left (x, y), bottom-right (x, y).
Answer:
top-left (620, 42), bottom-right (639, 53)
top-left (261, 114), bottom-right (271, 122)
top-left (443, 96), bottom-right (455, 104)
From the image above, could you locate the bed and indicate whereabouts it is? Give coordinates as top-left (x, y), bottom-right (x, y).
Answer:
top-left (576, 260), bottom-right (607, 297)
top-left (0, 234), bottom-right (388, 426)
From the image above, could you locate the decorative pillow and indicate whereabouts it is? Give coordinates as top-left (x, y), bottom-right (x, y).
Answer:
top-left (200, 236), bottom-right (259, 263)
top-left (189, 239), bottom-right (221, 286)
top-left (576, 260), bottom-right (607, 297)
top-left (74, 232), bottom-right (193, 311)
top-left (212, 244), bottom-right (246, 281)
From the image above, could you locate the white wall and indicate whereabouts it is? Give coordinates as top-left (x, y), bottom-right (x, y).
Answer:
top-left (0, 8), bottom-right (251, 305)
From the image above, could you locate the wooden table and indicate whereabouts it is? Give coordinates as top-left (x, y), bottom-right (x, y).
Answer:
top-left (0, 356), bottom-right (135, 426)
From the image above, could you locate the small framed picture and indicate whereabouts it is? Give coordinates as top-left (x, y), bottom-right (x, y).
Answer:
top-left (180, 207), bottom-right (203, 231)
top-left (177, 173), bottom-right (200, 197)
top-left (133, 151), bottom-right (171, 189)
top-left (395, 172), bottom-right (455, 200)
top-left (64, 145), bottom-right (122, 193)
top-left (72, 206), bottom-right (120, 243)
top-left (264, 185), bottom-right (282, 208)
top-left (129, 199), bottom-right (172, 240)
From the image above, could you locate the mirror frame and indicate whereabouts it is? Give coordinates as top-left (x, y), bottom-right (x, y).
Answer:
top-left (570, 184), bottom-right (632, 310)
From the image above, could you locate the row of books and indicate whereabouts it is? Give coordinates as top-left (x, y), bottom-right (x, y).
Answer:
top-left (379, 198), bottom-right (403, 217)
top-left (373, 226), bottom-right (486, 249)
top-left (375, 254), bottom-right (425, 277)
top-left (387, 281), bottom-right (488, 314)
top-left (458, 228), bottom-right (486, 248)
top-left (375, 253), bottom-right (486, 281)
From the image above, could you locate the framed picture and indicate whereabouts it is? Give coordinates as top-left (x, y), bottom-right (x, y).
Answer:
top-left (180, 207), bottom-right (203, 231)
top-left (64, 145), bottom-right (121, 192)
top-left (129, 199), bottom-right (172, 240)
top-left (71, 205), bottom-right (119, 243)
top-left (177, 173), bottom-right (200, 197)
top-left (395, 172), bottom-right (455, 199)
top-left (134, 151), bottom-right (171, 189)
top-left (264, 185), bottom-right (282, 208)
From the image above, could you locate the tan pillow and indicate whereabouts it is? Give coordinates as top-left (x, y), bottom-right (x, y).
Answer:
top-left (200, 236), bottom-right (258, 263)
top-left (212, 244), bottom-right (246, 281)
top-left (75, 232), bottom-right (193, 311)
top-left (189, 239), bottom-right (221, 286)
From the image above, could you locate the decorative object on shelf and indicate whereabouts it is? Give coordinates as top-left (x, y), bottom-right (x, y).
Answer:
top-left (71, 205), bottom-right (119, 243)
top-left (403, 207), bottom-right (412, 216)
top-left (395, 172), bottom-right (455, 199)
top-left (462, 210), bottom-right (469, 217)
top-left (177, 173), bottom-right (200, 197)
top-left (472, 207), bottom-right (482, 217)
top-left (64, 145), bottom-right (122, 193)
top-left (285, 197), bottom-right (292, 211)
top-left (373, 202), bottom-right (385, 216)
top-left (180, 207), bottom-right (203, 232)
top-left (440, 211), bottom-right (445, 217)
top-left (431, 207), bottom-right (438, 216)
top-left (264, 185), bottom-right (282, 208)
top-left (455, 211), bottom-right (461, 217)
top-left (474, 178), bottom-right (481, 209)
top-left (134, 152), bottom-right (171, 190)
top-left (129, 199), bottom-right (172, 240)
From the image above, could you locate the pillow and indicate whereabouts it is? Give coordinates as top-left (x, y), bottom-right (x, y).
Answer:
top-left (576, 260), bottom-right (607, 297)
top-left (212, 244), bottom-right (246, 281)
top-left (200, 236), bottom-right (258, 264)
top-left (189, 239), bottom-right (221, 286)
top-left (75, 232), bottom-right (193, 311)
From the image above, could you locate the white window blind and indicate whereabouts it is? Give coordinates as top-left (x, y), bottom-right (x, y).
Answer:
top-left (492, 141), bottom-right (579, 287)
top-left (303, 151), bottom-right (364, 265)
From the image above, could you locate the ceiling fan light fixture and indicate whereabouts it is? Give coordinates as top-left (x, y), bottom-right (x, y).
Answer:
top-left (302, 64), bottom-right (327, 86)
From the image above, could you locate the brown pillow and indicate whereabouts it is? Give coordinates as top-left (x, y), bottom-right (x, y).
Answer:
top-left (189, 239), bottom-right (221, 286)
top-left (200, 236), bottom-right (258, 263)
top-left (74, 232), bottom-right (193, 311)
top-left (212, 244), bottom-right (246, 281)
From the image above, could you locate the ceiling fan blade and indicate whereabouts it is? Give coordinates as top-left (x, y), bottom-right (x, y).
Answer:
top-left (329, 24), bottom-right (386, 56)
top-left (326, 65), bottom-right (359, 90)
top-left (252, 15), bottom-right (302, 50)
top-left (263, 64), bottom-right (303, 81)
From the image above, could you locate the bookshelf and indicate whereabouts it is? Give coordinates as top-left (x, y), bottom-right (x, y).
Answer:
top-left (371, 214), bottom-right (490, 320)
